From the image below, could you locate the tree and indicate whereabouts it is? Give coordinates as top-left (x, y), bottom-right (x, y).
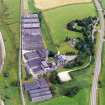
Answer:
top-left (65, 87), bottom-right (80, 97)
top-left (64, 36), bottom-right (71, 42)
top-left (10, 81), bottom-right (19, 87)
top-left (49, 71), bottom-right (60, 84)
top-left (3, 72), bottom-right (9, 78)
top-left (98, 80), bottom-right (102, 88)
top-left (48, 50), bottom-right (56, 57)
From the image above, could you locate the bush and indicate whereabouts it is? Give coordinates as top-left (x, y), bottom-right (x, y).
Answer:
top-left (3, 72), bottom-right (9, 77)
top-left (48, 50), bottom-right (56, 57)
top-left (65, 51), bottom-right (76, 55)
top-left (66, 16), bottom-right (97, 57)
top-left (64, 36), bottom-right (71, 42)
top-left (98, 80), bottom-right (102, 88)
top-left (64, 57), bottom-right (83, 69)
top-left (65, 87), bottom-right (80, 97)
top-left (11, 81), bottom-right (19, 87)
top-left (49, 71), bottom-right (60, 84)
top-left (5, 95), bottom-right (10, 99)
top-left (50, 86), bottom-right (56, 95)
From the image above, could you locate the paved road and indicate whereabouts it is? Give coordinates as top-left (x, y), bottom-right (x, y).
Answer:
top-left (18, 0), bottom-right (26, 105)
top-left (90, 0), bottom-right (105, 105)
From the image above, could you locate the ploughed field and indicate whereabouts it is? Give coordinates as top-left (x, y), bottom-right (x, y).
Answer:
top-left (35, 0), bottom-right (92, 10)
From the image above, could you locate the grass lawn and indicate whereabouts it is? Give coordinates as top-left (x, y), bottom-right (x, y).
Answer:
top-left (101, 0), bottom-right (105, 9)
top-left (98, 43), bottom-right (105, 105)
top-left (0, 0), bottom-right (20, 105)
top-left (43, 3), bottom-right (96, 46)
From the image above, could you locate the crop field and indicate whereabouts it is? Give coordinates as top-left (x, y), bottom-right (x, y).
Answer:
top-left (0, 0), bottom-right (20, 105)
top-left (35, 0), bottom-right (92, 10)
top-left (42, 3), bottom-right (96, 53)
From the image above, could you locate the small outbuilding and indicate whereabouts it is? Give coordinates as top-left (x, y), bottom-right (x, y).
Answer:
top-left (58, 71), bottom-right (72, 82)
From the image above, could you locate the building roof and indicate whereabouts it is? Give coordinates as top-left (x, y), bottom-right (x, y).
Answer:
top-left (22, 23), bottom-right (40, 28)
top-left (22, 14), bottom-right (39, 19)
top-left (22, 18), bottom-right (39, 23)
top-left (27, 58), bottom-right (41, 68)
top-left (22, 28), bottom-right (41, 35)
top-left (24, 51), bottom-right (40, 60)
top-left (58, 72), bottom-right (72, 82)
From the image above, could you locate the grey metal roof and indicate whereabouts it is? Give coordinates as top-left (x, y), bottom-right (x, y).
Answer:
top-left (37, 49), bottom-right (48, 58)
top-left (32, 66), bottom-right (43, 73)
top-left (22, 43), bottom-right (43, 50)
top-left (30, 91), bottom-right (51, 98)
top-left (27, 58), bottom-right (41, 68)
top-left (29, 88), bottom-right (49, 94)
top-left (24, 51), bottom-right (40, 60)
top-left (31, 94), bottom-right (52, 102)
top-left (22, 18), bottom-right (39, 23)
top-left (22, 28), bottom-right (41, 34)
top-left (22, 23), bottom-right (40, 28)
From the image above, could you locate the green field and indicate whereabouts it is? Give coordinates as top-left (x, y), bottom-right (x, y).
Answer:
top-left (43, 3), bottom-right (96, 45)
top-left (0, 0), bottom-right (20, 105)
top-left (102, 0), bottom-right (105, 9)
top-left (98, 43), bottom-right (105, 105)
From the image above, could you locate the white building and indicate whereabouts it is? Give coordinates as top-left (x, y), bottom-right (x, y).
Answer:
top-left (58, 71), bottom-right (72, 82)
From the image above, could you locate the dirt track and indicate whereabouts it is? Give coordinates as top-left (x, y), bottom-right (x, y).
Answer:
top-left (35, 0), bottom-right (92, 10)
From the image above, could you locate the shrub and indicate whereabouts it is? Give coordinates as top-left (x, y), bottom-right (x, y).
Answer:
top-left (65, 87), bottom-right (80, 97)
top-left (3, 72), bottom-right (9, 78)
top-left (49, 71), bottom-right (60, 84)
top-left (48, 50), bottom-right (56, 57)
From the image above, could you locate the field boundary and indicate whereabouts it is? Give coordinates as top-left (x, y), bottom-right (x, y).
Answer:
top-left (41, 14), bottom-right (57, 51)
top-left (35, 1), bottom-right (93, 11)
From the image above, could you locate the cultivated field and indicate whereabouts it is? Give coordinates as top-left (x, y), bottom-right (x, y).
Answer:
top-left (35, 0), bottom-right (92, 10)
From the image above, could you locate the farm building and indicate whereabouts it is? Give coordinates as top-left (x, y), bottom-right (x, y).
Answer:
top-left (58, 71), bottom-right (72, 82)
top-left (23, 78), bottom-right (52, 102)
top-left (22, 13), bottom-right (56, 77)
